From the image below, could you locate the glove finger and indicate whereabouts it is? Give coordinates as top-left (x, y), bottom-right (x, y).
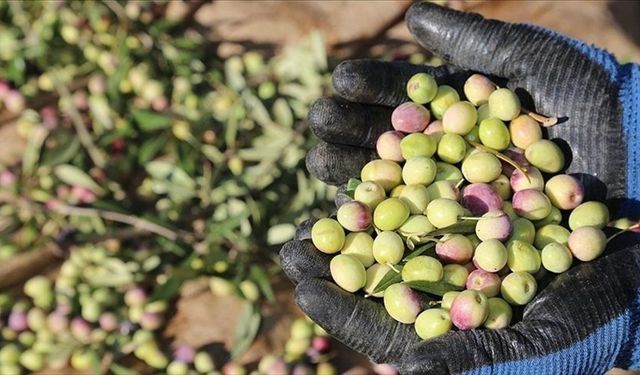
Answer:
top-left (334, 183), bottom-right (352, 208)
top-left (309, 97), bottom-right (393, 149)
top-left (294, 218), bottom-right (316, 241)
top-left (332, 59), bottom-right (450, 107)
top-left (279, 240), bottom-right (331, 285)
top-left (305, 141), bottom-right (377, 186)
top-left (295, 278), bottom-right (420, 365)
top-left (406, 2), bottom-right (553, 79)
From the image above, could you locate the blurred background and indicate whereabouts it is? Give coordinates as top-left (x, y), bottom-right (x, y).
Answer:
top-left (0, 1), bottom-right (638, 374)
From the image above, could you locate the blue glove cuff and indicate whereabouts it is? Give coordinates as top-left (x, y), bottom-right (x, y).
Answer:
top-left (567, 37), bottom-right (640, 217)
top-left (616, 288), bottom-right (640, 370)
top-left (618, 63), bottom-right (640, 218)
top-left (464, 290), bottom-right (640, 374)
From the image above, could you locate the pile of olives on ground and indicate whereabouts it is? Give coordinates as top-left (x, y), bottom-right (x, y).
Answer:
top-left (310, 72), bottom-right (611, 340)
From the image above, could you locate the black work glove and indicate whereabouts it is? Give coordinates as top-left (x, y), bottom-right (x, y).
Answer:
top-left (282, 2), bottom-right (640, 374)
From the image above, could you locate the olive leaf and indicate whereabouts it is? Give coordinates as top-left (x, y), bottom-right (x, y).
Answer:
top-left (403, 280), bottom-right (463, 297)
top-left (427, 219), bottom-right (477, 236)
top-left (131, 109), bottom-right (172, 132)
top-left (372, 265), bottom-right (403, 294)
top-left (403, 242), bottom-right (437, 262)
top-left (138, 137), bottom-right (168, 164)
top-left (230, 303), bottom-right (261, 360)
top-left (250, 265), bottom-right (275, 303)
top-left (54, 164), bottom-right (104, 195)
top-left (41, 137), bottom-right (80, 167)
top-left (346, 178), bottom-right (362, 192)
top-left (21, 126), bottom-right (48, 176)
top-left (89, 95), bottom-right (113, 132)
top-left (467, 140), bottom-right (529, 179)
top-left (309, 30), bottom-right (328, 70)
top-left (110, 363), bottom-right (137, 375)
top-left (272, 98), bottom-right (293, 128)
top-left (225, 56), bottom-right (246, 91)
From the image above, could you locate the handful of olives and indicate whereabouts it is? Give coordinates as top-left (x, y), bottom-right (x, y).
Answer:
top-left (311, 72), bottom-right (611, 340)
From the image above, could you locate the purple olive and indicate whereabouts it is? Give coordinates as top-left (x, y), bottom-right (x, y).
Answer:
top-left (173, 345), bottom-right (196, 363)
top-left (337, 201), bottom-right (372, 232)
top-left (450, 290), bottom-right (489, 330)
top-left (424, 120), bottom-right (444, 142)
top-left (376, 131), bottom-right (405, 162)
top-left (461, 183), bottom-right (502, 215)
top-left (8, 311), bottom-right (28, 332)
top-left (475, 210), bottom-right (512, 242)
top-left (392, 102), bottom-right (430, 133)
top-left (466, 269), bottom-right (502, 297)
top-left (512, 189), bottom-right (552, 221)
top-left (544, 174), bottom-right (584, 210)
top-left (98, 312), bottom-right (119, 332)
top-left (436, 234), bottom-right (474, 264)
top-left (510, 166), bottom-right (544, 192)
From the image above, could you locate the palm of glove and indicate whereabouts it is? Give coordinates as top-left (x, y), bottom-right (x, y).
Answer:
top-left (282, 3), bottom-right (640, 374)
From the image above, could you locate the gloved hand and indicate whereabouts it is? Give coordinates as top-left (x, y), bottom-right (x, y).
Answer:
top-left (281, 2), bottom-right (640, 374)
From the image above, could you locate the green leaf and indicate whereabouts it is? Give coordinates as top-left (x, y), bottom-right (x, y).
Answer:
top-left (110, 363), bottom-right (137, 375)
top-left (138, 137), bottom-right (168, 164)
top-left (346, 178), bottom-right (362, 192)
top-left (266, 223), bottom-right (296, 245)
top-left (201, 145), bottom-right (225, 165)
top-left (145, 161), bottom-right (195, 200)
top-left (403, 243), bottom-right (436, 262)
top-left (225, 56), bottom-right (246, 91)
top-left (272, 98), bottom-right (293, 128)
top-left (21, 127), bottom-right (48, 176)
top-left (145, 160), bottom-right (174, 179)
top-left (309, 30), bottom-right (328, 70)
top-left (89, 349), bottom-right (101, 375)
top-left (156, 236), bottom-right (188, 257)
top-left (427, 220), bottom-right (477, 236)
top-left (249, 265), bottom-right (275, 303)
top-left (6, 57), bottom-right (25, 84)
top-left (230, 304), bottom-right (261, 360)
top-left (142, 255), bottom-right (161, 272)
top-left (149, 257), bottom-right (197, 302)
top-left (170, 167), bottom-right (195, 189)
top-left (243, 91), bottom-right (275, 130)
top-left (54, 164), bottom-right (104, 194)
top-left (131, 109), bottom-right (172, 132)
top-left (89, 95), bottom-right (113, 133)
top-left (372, 266), bottom-right (403, 294)
top-left (403, 280), bottom-right (463, 296)
top-left (41, 137), bottom-right (80, 167)
top-left (150, 276), bottom-right (183, 302)
top-left (208, 211), bottom-right (250, 242)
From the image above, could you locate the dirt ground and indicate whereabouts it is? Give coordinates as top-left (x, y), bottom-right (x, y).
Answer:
top-left (197, 0), bottom-right (640, 61)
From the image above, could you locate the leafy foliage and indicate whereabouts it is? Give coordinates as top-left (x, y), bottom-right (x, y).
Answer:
top-left (0, 0), bottom-right (335, 370)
